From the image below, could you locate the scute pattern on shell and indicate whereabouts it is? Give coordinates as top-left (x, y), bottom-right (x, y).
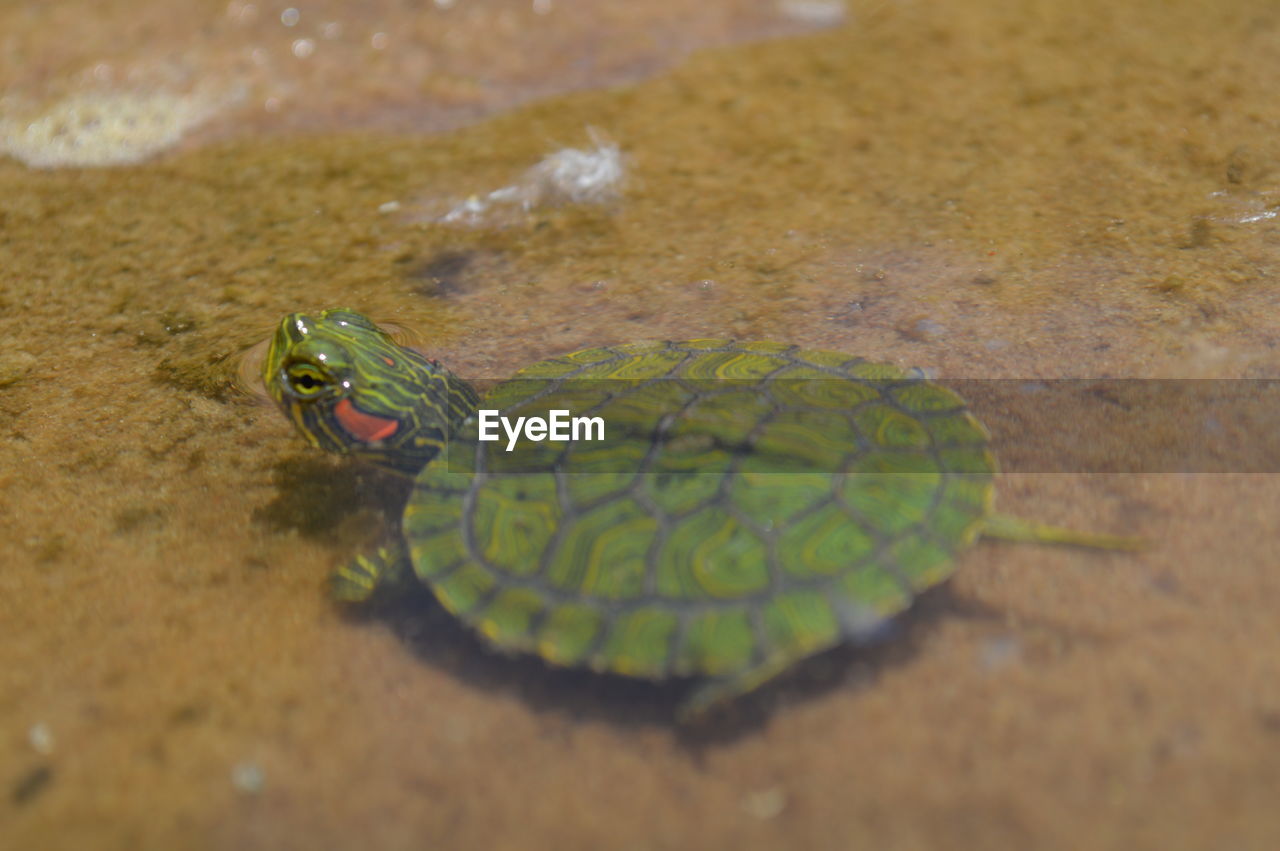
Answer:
top-left (403, 341), bottom-right (996, 681)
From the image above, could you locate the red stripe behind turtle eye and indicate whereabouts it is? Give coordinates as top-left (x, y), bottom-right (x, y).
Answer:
top-left (334, 398), bottom-right (399, 442)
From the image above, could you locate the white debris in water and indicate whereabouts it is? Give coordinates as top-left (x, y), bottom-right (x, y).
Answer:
top-left (440, 134), bottom-right (624, 225)
top-left (0, 89), bottom-right (229, 168)
top-left (231, 761), bottom-right (265, 794)
top-left (778, 0), bottom-right (847, 26)
top-left (1237, 209), bottom-right (1277, 224)
top-left (28, 722), bottom-right (55, 756)
top-left (740, 786), bottom-right (788, 819)
top-left (522, 139), bottom-right (624, 205)
top-left (378, 201), bottom-right (402, 213)
top-left (913, 318), bottom-right (946, 339)
top-left (978, 635), bottom-right (1023, 671)
top-left (1204, 188), bottom-right (1280, 227)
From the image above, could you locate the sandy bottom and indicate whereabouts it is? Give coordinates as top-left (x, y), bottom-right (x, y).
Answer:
top-left (3, 0), bottom-right (1280, 848)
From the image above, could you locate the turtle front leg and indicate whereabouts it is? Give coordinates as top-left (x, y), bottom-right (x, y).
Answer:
top-left (331, 536), bottom-right (412, 603)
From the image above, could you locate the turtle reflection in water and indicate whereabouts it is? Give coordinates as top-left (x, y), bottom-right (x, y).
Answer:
top-left (262, 308), bottom-right (1137, 719)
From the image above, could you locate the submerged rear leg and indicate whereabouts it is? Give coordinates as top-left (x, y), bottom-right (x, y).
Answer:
top-left (678, 601), bottom-right (890, 722)
top-left (678, 646), bottom-right (831, 723)
top-left (331, 537), bottom-right (412, 602)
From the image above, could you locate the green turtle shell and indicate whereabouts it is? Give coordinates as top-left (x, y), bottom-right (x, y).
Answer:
top-left (402, 340), bottom-right (995, 681)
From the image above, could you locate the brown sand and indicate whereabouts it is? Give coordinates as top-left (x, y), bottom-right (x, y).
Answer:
top-left (3, 0), bottom-right (1280, 848)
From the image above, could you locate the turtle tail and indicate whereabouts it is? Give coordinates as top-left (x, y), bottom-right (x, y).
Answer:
top-left (981, 513), bottom-right (1146, 551)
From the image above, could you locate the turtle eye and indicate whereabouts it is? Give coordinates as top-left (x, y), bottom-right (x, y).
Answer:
top-left (286, 363), bottom-right (329, 396)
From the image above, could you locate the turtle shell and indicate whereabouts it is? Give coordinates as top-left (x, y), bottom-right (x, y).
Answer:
top-left (401, 340), bottom-right (995, 681)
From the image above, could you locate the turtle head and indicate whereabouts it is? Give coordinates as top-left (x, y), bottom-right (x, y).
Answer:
top-left (263, 308), bottom-right (478, 475)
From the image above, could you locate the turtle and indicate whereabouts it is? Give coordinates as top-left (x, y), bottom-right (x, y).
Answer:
top-left (262, 307), bottom-right (1138, 719)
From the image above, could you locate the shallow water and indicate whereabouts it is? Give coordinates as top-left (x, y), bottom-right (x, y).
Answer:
top-left (4, 0), bottom-right (1280, 848)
